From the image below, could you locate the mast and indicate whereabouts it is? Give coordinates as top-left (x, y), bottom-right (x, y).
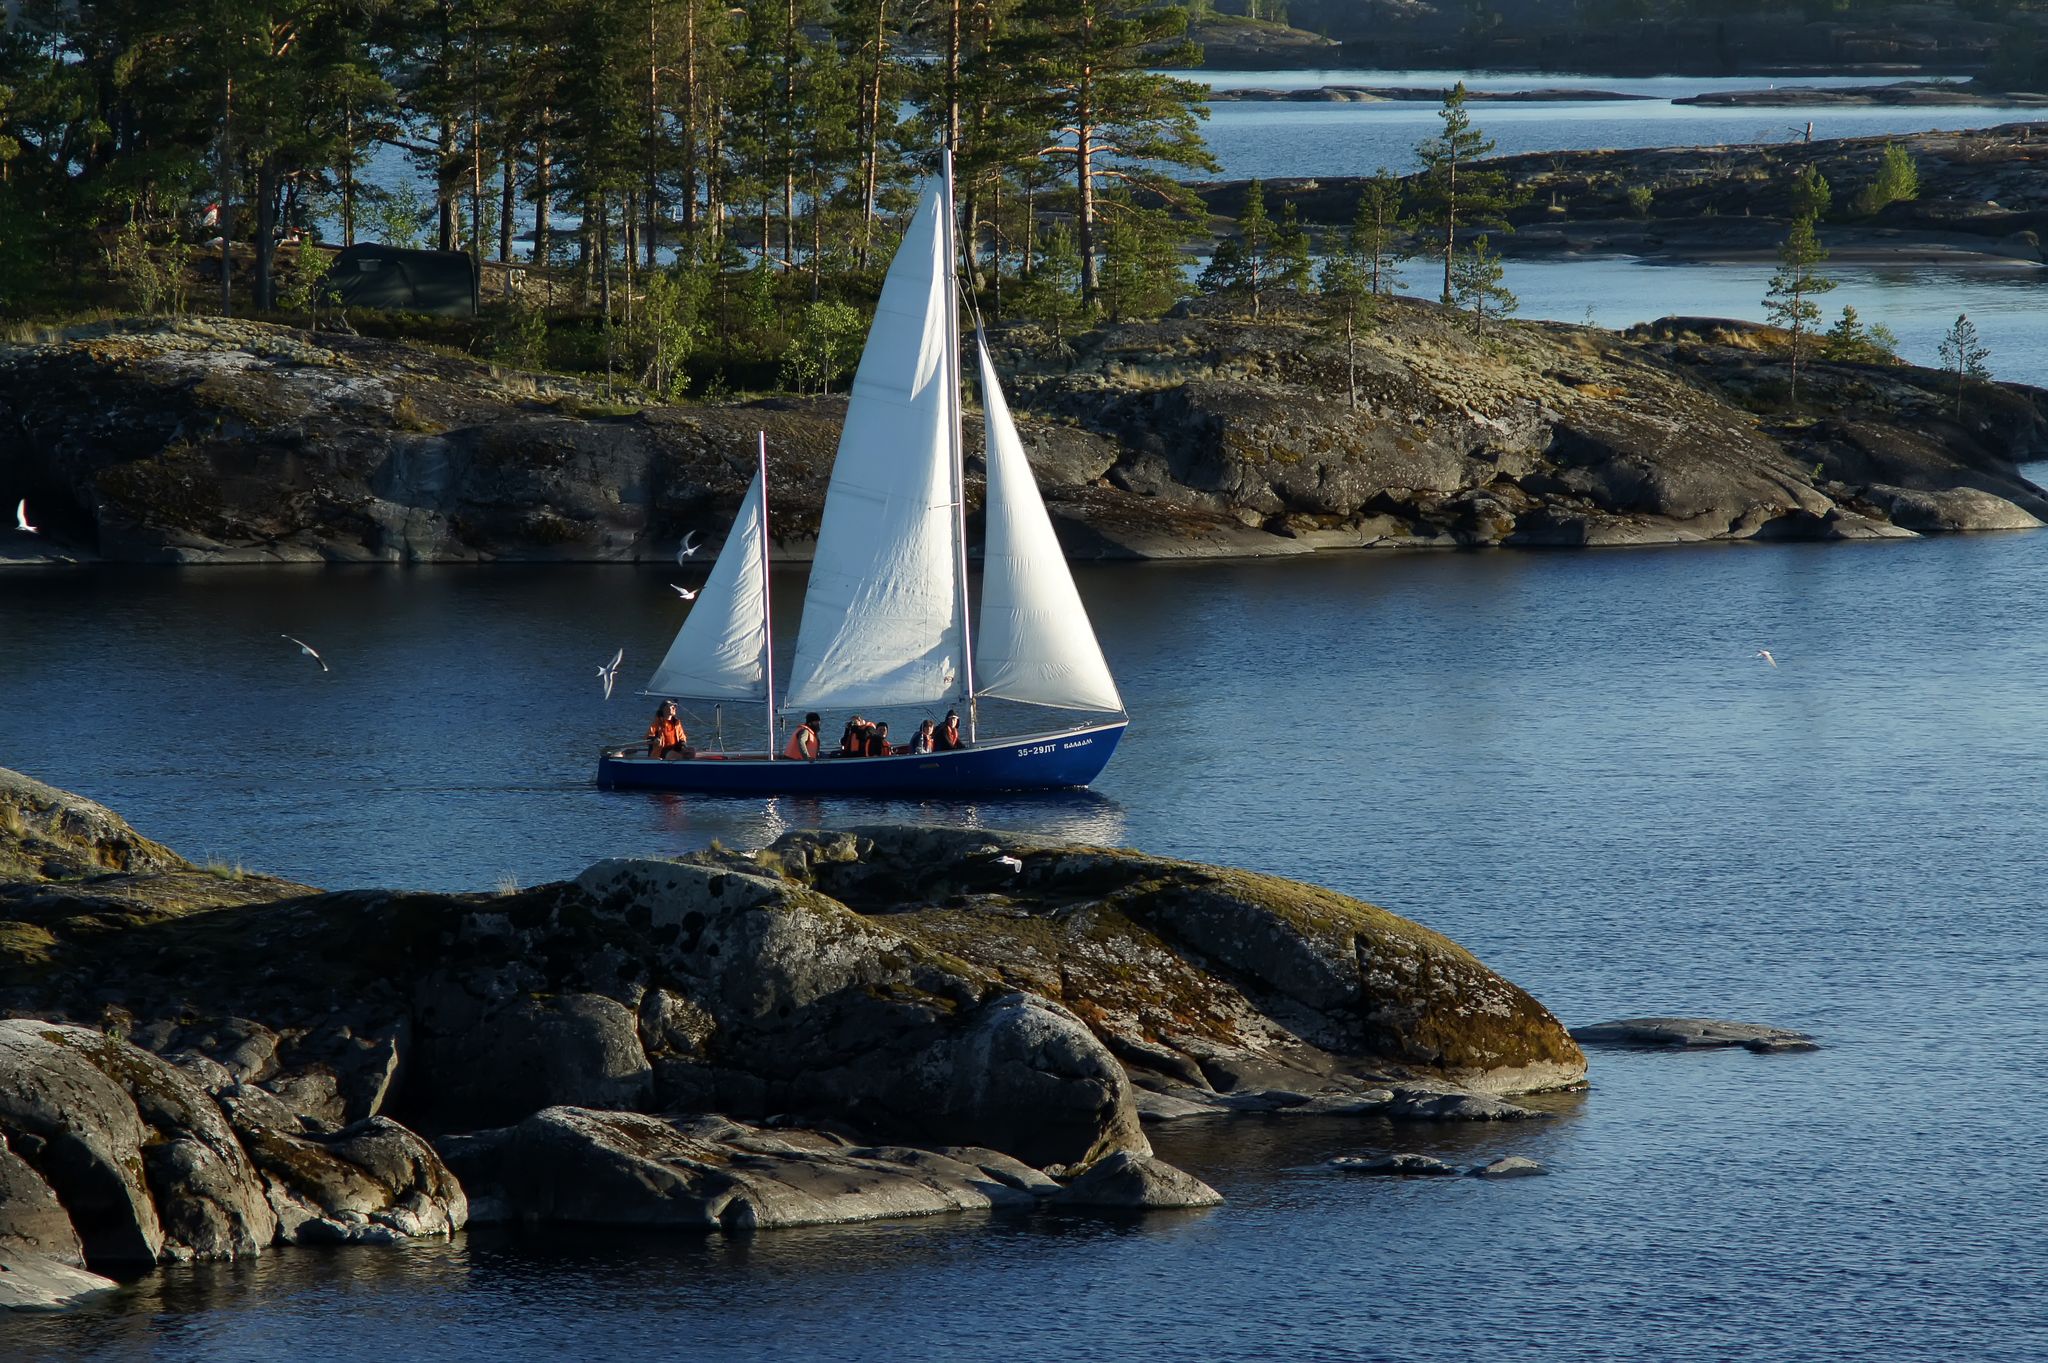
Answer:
top-left (941, 146), bottom-right (978, 743)
top-left (758, 430), bottom-right (777, 759)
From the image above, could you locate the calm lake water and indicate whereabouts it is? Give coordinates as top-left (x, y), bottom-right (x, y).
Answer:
top-left (6, 530), bottom-right (2048, 1359)
top-left (1190, 68), bottom-right (2032, 179)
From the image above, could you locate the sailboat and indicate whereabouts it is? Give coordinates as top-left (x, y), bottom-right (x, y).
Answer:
top-left (595, 153), bottom-right (1128, 795)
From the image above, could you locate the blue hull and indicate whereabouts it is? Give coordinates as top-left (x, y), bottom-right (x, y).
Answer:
top-left (595, 720), bottom-right (1127, 795)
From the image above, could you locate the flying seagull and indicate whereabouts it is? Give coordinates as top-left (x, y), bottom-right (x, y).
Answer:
top-left (1754, 650), bottom-right (1778, 669)
top-left (281, 635), bottom-right (329, 672)
top-left (14, 500), bottom-right (35, 534)
top-left (676, 531), bottom-right (701, 563)
top-left (597, 647), bottom-right (623, 700)
top-left (995, 855), bottom-right (1023, 873)
top-left (671, 584), bottom-right (698, 600)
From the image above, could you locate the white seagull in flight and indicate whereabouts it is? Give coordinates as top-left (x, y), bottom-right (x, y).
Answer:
top-left (671, 584), bottom-right (698, 600)
top-left (597, 647), bottom-right (624, 700)
top-left (14, 500), bottom-right (35, 534)
top-left (281, 635), bottom-right (329, 672)
top-left (676, 531), bottom-right (701, 563)
top-left (1754, 650), bottom-right (1778, 668)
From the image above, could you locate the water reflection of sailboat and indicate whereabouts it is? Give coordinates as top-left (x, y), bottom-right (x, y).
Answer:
top-left (597, 154), bottom-right (1127, 796)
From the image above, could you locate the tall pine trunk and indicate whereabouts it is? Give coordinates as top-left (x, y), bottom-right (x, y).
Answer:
top-left (218, 72), bottom-right (234, 316)
top-left (499, 151), bottom-right (514, 263)
top-left (438, 117), bottom-right (457, 252)
top-left (253, 155), bottom-right (278, 312)
top-left (647, 0), bottom-right (661, 270)
top-left (680, 0), bottom-right (699, 235)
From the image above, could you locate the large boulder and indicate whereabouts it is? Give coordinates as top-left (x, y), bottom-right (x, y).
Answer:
top-left (0, 1020), bottom-right (274, 1266)
top-left (216, 1083), bottom-right (466, 1244)
top-left (756, 829), bottom-right (1586, 1102)
top-left (409, 993), bottom-right (653, 1132)
top-left (0, 768), bottom-right (187, 883)
top-left (442, 1107), bottom-right (1060, 1230)
top-left (0, 1134), bottom-right (84, 1266)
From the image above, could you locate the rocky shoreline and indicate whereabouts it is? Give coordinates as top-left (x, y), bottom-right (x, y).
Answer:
top-left (4, 296), bottom-right (2045, 568)
top-left (0, 766), bottom-right (1584, 1308)
top-left (1198, 122), bottom-right (2048, 268)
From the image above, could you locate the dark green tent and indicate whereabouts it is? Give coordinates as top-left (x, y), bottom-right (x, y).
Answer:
top-left (326, 245), bottom-right (478, 317)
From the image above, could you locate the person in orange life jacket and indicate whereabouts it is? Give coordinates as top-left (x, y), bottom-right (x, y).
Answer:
top-left (784, 713), bottom-right (821, 761)
top-left (646, 701), bottom-right (693, 759)
top-left (868, 721), bottom-right (894, 756)
top-left (934, 709), bottom-right (962, 751)
top-left (837, 716), bottom-right (871, 757)
top-left (907, 719), bottom-right (936, 754)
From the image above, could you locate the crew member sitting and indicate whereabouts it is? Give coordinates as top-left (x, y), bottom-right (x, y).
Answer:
top-left (868, 721), bottom-right (894, 756)
top-left (838, 716), bottom-right (872, 757)
top-left (907, 719), bottom-right (936, 754)
top-left (784, 712), bottom-right (822, 761)
top-left (934, 709), bottom-right (963, 751)
top-left (646, 700), bottom-right (694, 760)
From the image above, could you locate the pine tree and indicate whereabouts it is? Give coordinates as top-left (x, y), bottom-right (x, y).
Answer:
top-left (1450, 235), bottom-right (1516, 334)
top-left (1273, 201), bottom-right (1312, 294)
top-left (998, 0), bottom-right (1217, 302)
top-left (1019, 223), bottom-right (1086, 353)
top-left (1357, 168), bottom-right (1410, 295)
top-left (1791, 163), bottom-right (1832, 220)
top-left (1938, 313), bottom-right (1991, 418)
top-left (1853, 142), bottom-right (1919, 217)
top-left (1414, 83), bottom-right (1513, 306)
top-left (1317, 222), bottom-right (1372, 410)
top-left (1198, 178), bottom-right (1273, 318)
top-left (1822, 305), bottom-right (1899, 364)
top-left (1762, 213), bottom-right (1836, 404)
top-left (1097, 198), bottom-right (1187, 323)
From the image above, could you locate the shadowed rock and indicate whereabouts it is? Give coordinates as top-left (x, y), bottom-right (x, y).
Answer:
top-left (1571, 1018), bottom-right (1818, 1053)
top-left (1048, 1151), bottom-right (1223, 1209)
top-left (442, 1108), bottom-right (1061, 1230)
top-left (1331, 1153), bottom-right (1460, 1176)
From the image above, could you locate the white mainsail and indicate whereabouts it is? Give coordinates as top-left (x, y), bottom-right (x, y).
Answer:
top-left (782, 183), bottom-right (964, 711)
top-left (644, 468), bottom-right (769, 700)
top-left (972, 338), bottom-right (1125, 714)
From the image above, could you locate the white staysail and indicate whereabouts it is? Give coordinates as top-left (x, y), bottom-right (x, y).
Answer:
top-left (644, 469), bottom-right (769, 700)
top-left (782, 183), bottom-right (963, 711)
top-left (972, 339), bottom-right (1125, 714)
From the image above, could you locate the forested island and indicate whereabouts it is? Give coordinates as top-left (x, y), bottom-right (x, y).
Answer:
top-left (5, 3), bottom-right (2048, 564)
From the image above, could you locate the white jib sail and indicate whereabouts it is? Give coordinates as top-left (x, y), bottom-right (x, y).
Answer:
top-left (644, 468), bottom-right (769, 700)
top-left (972, 338), bottom-right (1125, 714)
top-left (783, 183), bottom-right (963, 711)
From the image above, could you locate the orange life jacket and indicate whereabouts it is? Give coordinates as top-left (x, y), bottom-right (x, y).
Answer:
top-left (867, 734), bottom-right (892, 757)
top-left (936, 722), bottom-right (961, 750)
top-left (648, 717), bottom-right (686, 750)
top-left (784, 725), bottom-right (818, 760)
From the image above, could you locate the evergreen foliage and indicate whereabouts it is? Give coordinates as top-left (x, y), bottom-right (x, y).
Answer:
top-left (1821, 305), bottom-right (1899, 364)
top-left (1450, 236), bottom-right (1516, 334)
top-left (1414, 83), bottom-right (1514, 306)
top-left (1273, 202), bottom-right (1313, 293)
top-left (0, 0), bottom-right (1217, 374)
top-left (1354, 170), bottom-right (1410, 296)
top-left (1851, 143), bottom-right (1919, 218)
top-left (1018, 223), bottom-right (1086, 352)
top-left (1762, 213), bottom-right (1836, 402)
top-left (1316, 214), bottom-right (1373, 410)
top-left (1938, 313), bottom-right (1992, 417)
top-left (1199, 178), bottom-right (1274, 317)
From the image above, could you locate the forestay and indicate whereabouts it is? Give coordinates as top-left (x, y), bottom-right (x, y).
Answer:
top-left (783, 184), bottom-right (964, 711)
top-left (644, 468), bottom-right (769, 700)
top-left (972, 339), bottom-right (1125, 714)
